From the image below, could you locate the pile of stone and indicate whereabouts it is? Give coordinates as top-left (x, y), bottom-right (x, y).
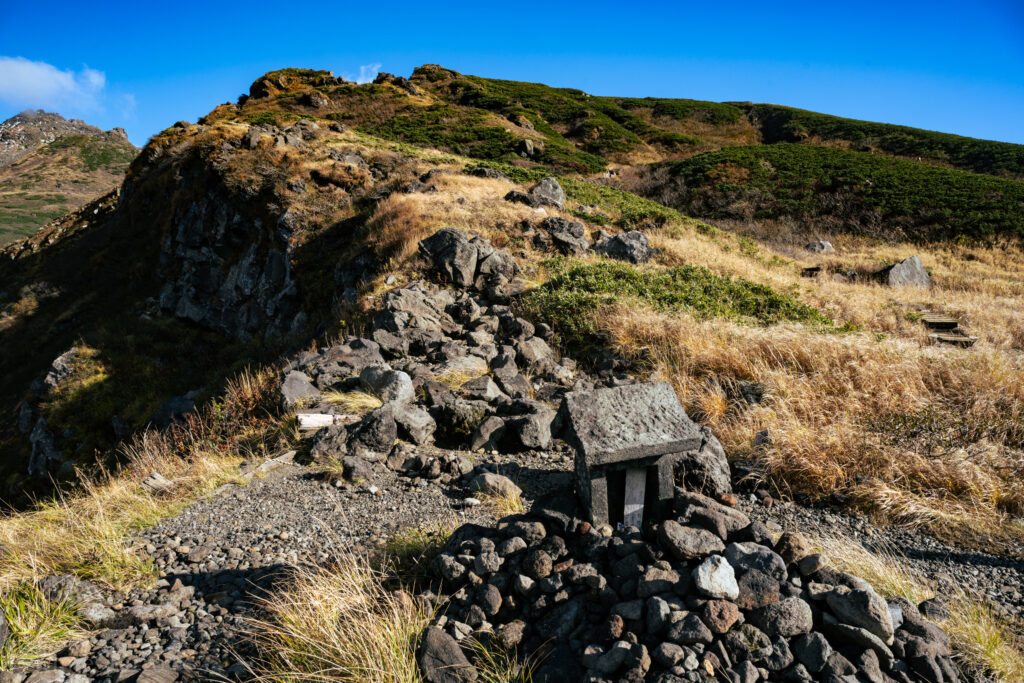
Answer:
top-left (278, 227), bottom-right (605, 485)
top-left (419, 488), bottom-right (959, 683)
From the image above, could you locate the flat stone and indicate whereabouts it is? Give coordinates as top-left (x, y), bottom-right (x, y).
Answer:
top-left (562, 382), bottom-right (703, 467)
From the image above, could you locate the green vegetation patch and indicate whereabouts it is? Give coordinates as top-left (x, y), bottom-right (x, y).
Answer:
top-left (43, 135), bottom-right (136, 173)
top-left (466, 161), bottom-right (716, 232)
top-left (617, 97), bottom-right (746, 125)
top-left (663, 144), bottom-right (1024, 242)
top-left (360, 104), bottom-right (515, 160)
top-left (744, 103), bottom-right (1024, 179)
top-left (521, 258), bottom-right (831, 348)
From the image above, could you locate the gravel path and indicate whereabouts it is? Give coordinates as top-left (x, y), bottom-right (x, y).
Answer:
top-left (41, 447), bottom-right (570, 682)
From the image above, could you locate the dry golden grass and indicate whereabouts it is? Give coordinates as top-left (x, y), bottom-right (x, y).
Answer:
top-left (321, 390), bottom-right (383, 415)
top-left (538, 215), bottom-right (1024, 548)
top-left (818, 533), bottom-right (1024, 682)
top-left (604, 306), bottom-right (1024, 546)
top-left (249, 550), bottom-right (530, 682)
top-left (250, 555), bottom-right (431, 683)
top-left (479, 490), bottom-right (525, 517)
top-left (434, 368), bottom-right (487, 390)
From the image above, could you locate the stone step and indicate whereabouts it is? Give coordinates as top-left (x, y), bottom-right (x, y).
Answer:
top-left (929, 332), bottom-right (978, 348)
top-left (921, 315), bottom-right (960, 330)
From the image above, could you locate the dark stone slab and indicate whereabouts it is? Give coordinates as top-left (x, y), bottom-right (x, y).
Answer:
top-left (561, 382), bottom-right (702, 467)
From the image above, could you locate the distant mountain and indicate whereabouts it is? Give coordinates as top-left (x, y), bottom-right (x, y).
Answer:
top-left (0, 109), bottom-right (138, 245)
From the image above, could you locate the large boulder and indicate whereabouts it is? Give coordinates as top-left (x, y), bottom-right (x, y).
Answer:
top-left (280, 370), bottom-right (320, 408)
top-left (878, 255), bottom-right (931, 289)
top-left (540, 217), bottom-right (589, 256)
top-left (596, 231), bottom-right (651, 264)
top-left (419, 228), bottom-right (479, 287)
top-left (805, 240), bottom-right (835, 254)
top-left (530, 178), bottom-right (566, 209)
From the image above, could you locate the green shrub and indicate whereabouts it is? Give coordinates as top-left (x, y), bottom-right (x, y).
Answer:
top-left (43, 136), bottom-right (136, 173)
top-left (744, 103), bottom-right (1024, 178)
top-left (663, 144), bottom-right (1024, 241)
top-left (521, 258), bottom-right (832, 348)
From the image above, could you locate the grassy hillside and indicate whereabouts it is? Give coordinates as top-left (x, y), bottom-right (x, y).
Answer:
top-left (652, 144), bottom-right (1024, 242)
top-left (742, 103), bottom-right (1024, 179)
top-left (209, 65), bottom-right (1024, 243)
top-left (0, 133), bottom-right (137, 245)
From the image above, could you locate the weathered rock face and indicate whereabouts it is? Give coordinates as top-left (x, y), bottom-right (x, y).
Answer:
top-left (156, 188), bottom-right (301, 340)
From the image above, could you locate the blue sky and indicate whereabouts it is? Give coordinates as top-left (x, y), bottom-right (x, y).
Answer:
top-left (1, 1), bottom-right (1022, 147)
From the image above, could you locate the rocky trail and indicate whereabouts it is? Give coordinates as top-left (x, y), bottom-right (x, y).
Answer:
top-left (17, 214), bottom-right (1022, 683)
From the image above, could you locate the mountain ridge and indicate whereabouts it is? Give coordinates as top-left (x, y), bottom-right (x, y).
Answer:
top-left (0, 109), bottom-right (137, 245)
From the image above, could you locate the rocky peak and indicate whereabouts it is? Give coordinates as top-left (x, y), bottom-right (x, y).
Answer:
top-left (0, 109), bottom-right (108, 168)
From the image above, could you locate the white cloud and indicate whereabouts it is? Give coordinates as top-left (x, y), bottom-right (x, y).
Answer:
top-left (0, 56), bottom-right (107, 113)
top-left (356, 63), bottom-right (383, 84)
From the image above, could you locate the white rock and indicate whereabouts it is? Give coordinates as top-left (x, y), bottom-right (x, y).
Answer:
top-left (692, 554), bottom-right (739, 600)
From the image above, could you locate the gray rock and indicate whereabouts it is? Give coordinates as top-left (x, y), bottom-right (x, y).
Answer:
top-left (470, 416), bottom-right (506, 451)
top-left (136, 665), bottom-right (179, 683)
top-left (596, 231), bottom-right (651, 264)
top-left (792, 632), bottom-right (832, 673)
top-left (419, 228), bottom-right (479, 288)
top-left (638, 565), bottom-right (681, 598)
top-left (460, 375), bottom-right (505, 402)
top-left (823, 623), bottom-right (894, 669)
top-left (879, 255), bottom-right (931, 289)
top-left (360, 365), bottom-right (414, 404)
top-left (349, 404), bottom-right (397, 454)
top-left (667, 613), bottom-right (713, 645)
top-left (692, 555), bottom-right (739, 600)
top-left (659, 520), bottom-right (725, 560)
top-left (475, 249), bottom-right (518, 289)
top-left (805, 241), bottom-right (835, 254)
top-left (393, 404), bottom-right (436, 445)
top-left (672, 428), bottom-right (733, 499)
top-left (492, 368), bottom-right (531, 398)
top-left (516, 336), bottom-right (556, 373)
top-left (30, 347), bottom-right (79, 398)
top-left (150, 394), bottom-right (197, 428)
top-left (530, 178), bottom-right (566, 209)
top-left (540, 216), bottom-right (589, 256)
top-left (725, 542), bottom-right (787, 581)
top-left (469, 472), bottom-right (522, 499)
top-left (747, 597), bottom-right (813, 637)
top-left (508, 406), bottom-right (555, 450)
top-left (825, 586), bottom-right (895, 644)
top-left (28, 418), bottom-right (64, 478)
top-left (419, 626), bottom-right (478, 682)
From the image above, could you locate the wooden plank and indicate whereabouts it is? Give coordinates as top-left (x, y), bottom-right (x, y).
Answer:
top-left (929, 333), bottom-right (978, 348)
top-left (922, 315), bottom-right (959, 330)
top-left (623, 467), bottom-right (647, 528)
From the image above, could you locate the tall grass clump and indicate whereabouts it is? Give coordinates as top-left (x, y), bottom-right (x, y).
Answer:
top-left (250, 555), bottom-right (431, 682)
